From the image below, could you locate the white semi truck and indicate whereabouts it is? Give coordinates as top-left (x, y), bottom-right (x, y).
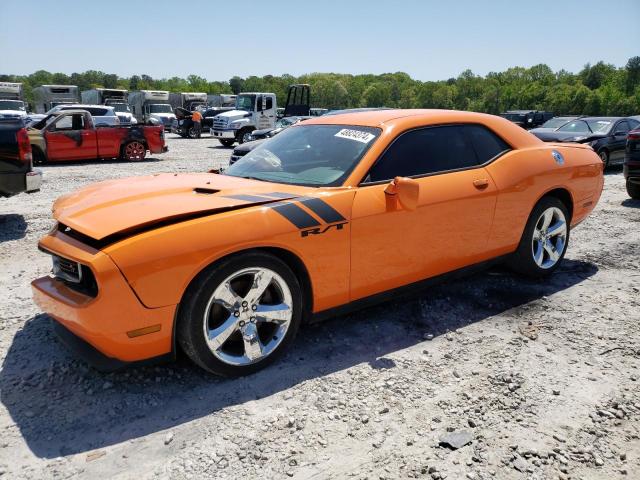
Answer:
top-left (32, 85), bottom-right (80, 113)
top-left (211, 85), bottom-right (310, 146)
top-left (169, 92), bottom-right (207, 111)
top-left (0, 82), bottom-right (27, 120)
top-left (128, 90), bottom-right (176, 130)
top-left (81, 88), bottom-right (136, 124)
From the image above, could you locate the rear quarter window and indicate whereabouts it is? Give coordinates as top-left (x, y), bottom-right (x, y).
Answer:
top-left (465, 124), bottom-right (511, 163)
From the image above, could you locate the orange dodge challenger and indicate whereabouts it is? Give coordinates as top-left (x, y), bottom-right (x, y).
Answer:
top-left (32, 110), bottom-right (604, 376)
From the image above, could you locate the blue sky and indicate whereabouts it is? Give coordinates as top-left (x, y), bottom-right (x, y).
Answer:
top-left (1, 0), bottom-right (639, 81)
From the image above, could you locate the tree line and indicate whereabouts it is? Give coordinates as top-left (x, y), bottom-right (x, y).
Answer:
top-left (2, 56), bottom-right (639, 116)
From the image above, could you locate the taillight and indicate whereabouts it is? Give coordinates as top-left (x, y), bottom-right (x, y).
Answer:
top-left (16, 128), bottom-right (32, 164)
top-left (628, 130), bottom-right (640, 141)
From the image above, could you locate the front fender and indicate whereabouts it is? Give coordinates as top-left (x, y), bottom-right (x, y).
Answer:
top-left (104, 190), bottom-right (355, 313)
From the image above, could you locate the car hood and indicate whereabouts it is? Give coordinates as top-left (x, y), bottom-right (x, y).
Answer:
top-left (53, 173), bottom-right (307, 241)
top-left (233, 139), bottom-right (265, 155)
top-left (0, 109), bottom-right (27, 117)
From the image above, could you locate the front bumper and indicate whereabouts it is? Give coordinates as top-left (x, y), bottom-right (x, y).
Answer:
top-left (31, 230), bottom-right (176, 366)
top-left (211, 128), bottom-right (237, 139)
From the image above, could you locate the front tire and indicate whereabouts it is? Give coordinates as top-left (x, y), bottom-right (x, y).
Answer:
top-left (237, 128), bottom-right (253, 144)
top-left (177, 252), bottom-right (303, 377)
top-left (219, 139), bottom-right (235, 147)
top-left (507, 197), bottom-right (570, 277)
top-left (627, 179), bottom-right (640, 199)
top-left (598, 149), bottom-right (610, 169)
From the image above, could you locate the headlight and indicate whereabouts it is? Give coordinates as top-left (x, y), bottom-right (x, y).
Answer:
top-left (229, 121), bottom-right (246, 130)
top-left (587, 140), bottom-right (599, 147)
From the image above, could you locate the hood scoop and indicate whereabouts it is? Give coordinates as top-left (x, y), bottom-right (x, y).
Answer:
top-left (194, 187), bottom-right (220, 195)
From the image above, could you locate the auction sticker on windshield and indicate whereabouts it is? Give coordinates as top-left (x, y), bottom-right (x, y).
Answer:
top-left (334, 128), bottom-right (376, 144)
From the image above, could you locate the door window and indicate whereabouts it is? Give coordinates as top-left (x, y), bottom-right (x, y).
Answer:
top-left (366, 124), bottom-right (508, 183)
top-left (53, 114), bottom-right (85, 131)
top-left (615, 121), bottom-right (629, 135)
top-left (266, 97), bottom-right (273, 110)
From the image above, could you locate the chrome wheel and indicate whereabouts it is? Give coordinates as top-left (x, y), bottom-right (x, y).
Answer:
top-left (203, 267), bottom-right (293, 366)
top-left (124, 141), bottom-right (146, 160)
top-left (532, 207), bottom-right (567, 269)
top-left (241, 131), bottom-right (253, 143)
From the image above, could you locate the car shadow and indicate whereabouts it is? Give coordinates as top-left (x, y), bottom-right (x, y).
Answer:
top-left (207, 145), bottom-right (233, 150)
top-left (0, 259), bottom-right (597, 458)
top-left (621, 198), bottom-right (640, 208)
top-left (40, 157), bottom-right (163, 167)
top-left (0, 214), bottom-right (27, 242)
top-left (604, 165), bottom-right (623, 175)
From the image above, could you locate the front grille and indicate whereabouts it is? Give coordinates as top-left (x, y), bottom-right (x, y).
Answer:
top-left (51, 253), bottom-right (98, 297)
top-left (53, 256), bottom-right (81, 283)
top-left (213, 117), bottom-right (228, 129)
top-left (118, 115), bottom-right (130, 123)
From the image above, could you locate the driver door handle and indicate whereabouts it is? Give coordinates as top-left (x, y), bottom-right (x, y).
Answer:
top-left (473, 178), bottom-right (489, 189)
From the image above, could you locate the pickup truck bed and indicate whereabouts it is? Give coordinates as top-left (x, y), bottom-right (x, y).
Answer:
top-left (0, 119), bottom-right (42, 197)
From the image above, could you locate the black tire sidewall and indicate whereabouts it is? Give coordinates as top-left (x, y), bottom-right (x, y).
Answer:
top-left (598, 149), bottom-right (609, 169)
top-left (177, 252), bottom-right (303, 377)
top-left (220, 139), bottom-right (234, 147)
top-left (627, 179), bottom-right (640, 199)
top-left (509, 197), bottom-right (570, 277)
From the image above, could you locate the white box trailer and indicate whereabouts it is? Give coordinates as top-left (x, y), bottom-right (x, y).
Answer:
top-left (169, 92), bottom-right (207, 111)
top-left (81, 88), bottom-right (135, 124)
top-left (0, 82), bottom-right (27, 118)
top-left (32, 85), bottom-right (80, 113)
top-left (207, 94), bottom-right (236, 108)
top-left (128, 90), bottom-right (175, 129)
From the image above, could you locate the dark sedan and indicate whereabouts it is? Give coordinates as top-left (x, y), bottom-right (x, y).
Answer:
top-left (624, 127), bottom-right (640, 199)
top-left (531, 117), bottom-right (640, 168)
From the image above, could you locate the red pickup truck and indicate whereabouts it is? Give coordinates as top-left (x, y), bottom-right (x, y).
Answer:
top-left (28, 109), bottom-right (168, 163)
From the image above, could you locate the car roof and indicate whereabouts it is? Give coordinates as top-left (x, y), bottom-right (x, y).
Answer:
top-left (301, 109), bottom-right (543, 149)
top-left (53, 109), bottom-right (90, 114)
top-left (580, 117), bottom-right (620, 121)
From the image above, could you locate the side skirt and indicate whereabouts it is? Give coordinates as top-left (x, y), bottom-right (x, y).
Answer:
top-left (310, 255), bottom-right (511, 324)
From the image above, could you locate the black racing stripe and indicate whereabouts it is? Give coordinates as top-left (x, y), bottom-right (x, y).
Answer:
top-left (299, 198), bottom-right (346, 223)
top-left (262, 192), bottom-right (296, 199)
top-left (222, 194), bottom-right (274, 202)
top-left (271, 203), bottom-right (321, 229)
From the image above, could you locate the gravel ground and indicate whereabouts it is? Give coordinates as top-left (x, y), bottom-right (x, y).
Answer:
top-left (0, 134), bottom-right (639, 480)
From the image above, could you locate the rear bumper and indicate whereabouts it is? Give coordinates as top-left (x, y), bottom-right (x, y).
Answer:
top-left (0, 169), bottom-right (42, 196)
top-left (623, 161), bottom-right (640, 181)
top-left (31, 231), bottom-right (176, 365)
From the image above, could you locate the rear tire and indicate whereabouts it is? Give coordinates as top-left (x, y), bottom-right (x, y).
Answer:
top-left (121, 141), bottom-right (146, 161)
top-left (507, 196), bottom-right (570, 278)
top-left (627, 179), bottom-right (640, 199)
top-left (219, 139), bottom-right (235, 147)
top-left (177, 252), bottom-right (303, 377)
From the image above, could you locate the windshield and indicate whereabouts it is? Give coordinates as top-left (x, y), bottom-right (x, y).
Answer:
top-left (586, 119), bottom-right (613, 134)
top-left (557, 120), bottom-right (591, 133)
top-left (235, 95), bottom-right (255, 112)
top-left (149, 104), bottom-right (172, 113)
top-left (225, 124), bottom-right (381, 187)
top-left (0, 100), bottom-right (25, 111)
top-left (275, 118), bottom-right (296, 129)
top-left (541, 117), bottom-right (572, 129)
top-left (111, 103), bottom-right (131, 113)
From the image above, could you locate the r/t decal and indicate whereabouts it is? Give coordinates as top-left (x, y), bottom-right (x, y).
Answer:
top-left (301, 222), bottom-right (348, 237)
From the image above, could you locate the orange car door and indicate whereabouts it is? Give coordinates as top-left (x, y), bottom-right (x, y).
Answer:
top-left (349, 124), bottom-right (507, 302)
top-left (45, 113), bottom-right (97, 161)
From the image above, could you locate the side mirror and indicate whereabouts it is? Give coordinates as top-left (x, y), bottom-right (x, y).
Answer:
top-left (384, 176), bottom-right (419, 211)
